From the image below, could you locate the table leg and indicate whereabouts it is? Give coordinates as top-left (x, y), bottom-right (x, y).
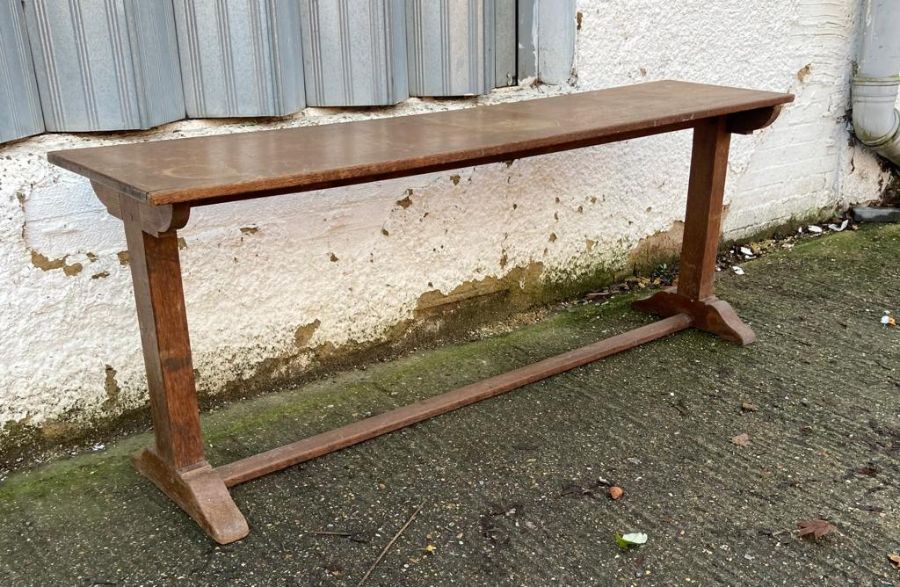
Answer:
top-left (634, 117), bottom-right (756, 345)
top-left (123, 203), bottom-right (249, 544)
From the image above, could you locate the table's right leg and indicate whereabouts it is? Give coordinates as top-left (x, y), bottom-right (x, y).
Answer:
top-left (633, 117), bottom-right (756, 345)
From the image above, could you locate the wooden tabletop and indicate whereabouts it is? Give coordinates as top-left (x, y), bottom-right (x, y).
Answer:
top-left (49, 81), bottom-right (793, 207)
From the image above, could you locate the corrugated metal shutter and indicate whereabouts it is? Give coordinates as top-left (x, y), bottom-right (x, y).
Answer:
top-left (493, 0), bottom-right (516, 88)
top-left (517, 0), bottom-right (575, 85)
top-left (0, 0), bottom-right (43, 143)
top-left (406, 0), bottom-right (494, 97)
top-left (174, 0), bottom-right (306, 117)
top-left (300, 0), bottom-right (407, 107)
top-left (23, 0), bottom-right (184, 132)
top-left (0, 0), bottom-right (575, 142)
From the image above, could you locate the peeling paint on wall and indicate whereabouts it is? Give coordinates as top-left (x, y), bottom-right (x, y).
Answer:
top-left (294, 319), bottom-right (322, 349)
top-left (29, 250), bottom-right (82, 276)
top-left (415, 262), bottom-right (545, 317)
top-left (396, 190), bottom-right (414, 209)
top-left (103, 365), bottom-right (120, 409)
top-left (627, 221), bottom-right (685, 271)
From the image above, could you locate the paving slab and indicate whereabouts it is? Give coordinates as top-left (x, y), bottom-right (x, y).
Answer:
top-left (1, 225), bottom-right (898, 586)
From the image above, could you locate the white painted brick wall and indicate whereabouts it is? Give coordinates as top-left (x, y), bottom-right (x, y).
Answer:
top-left (0, 0), bottom-right (893, 435)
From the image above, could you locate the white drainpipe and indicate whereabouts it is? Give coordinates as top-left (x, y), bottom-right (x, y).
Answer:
top-left (852, 0), bottom-right (900, 166)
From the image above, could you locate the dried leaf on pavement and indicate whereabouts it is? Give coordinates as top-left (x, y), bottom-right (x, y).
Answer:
top-left (796, 519), bottom-right (836, 540)
top-left (856, 464), bottom-right (880, 477)
top-left (889, 554), bottom-right (900, 569)
top-left (731, 433), bottom-right (751, 446)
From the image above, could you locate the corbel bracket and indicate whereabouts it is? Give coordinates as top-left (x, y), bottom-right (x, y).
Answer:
top-left (727, 105), bottom-right (784, 135)
top-left (92, 181), bottom-right (190, 236)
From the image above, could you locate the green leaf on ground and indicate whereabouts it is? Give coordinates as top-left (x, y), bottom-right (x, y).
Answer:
top-left (615, 532), bottom-right (648, 550)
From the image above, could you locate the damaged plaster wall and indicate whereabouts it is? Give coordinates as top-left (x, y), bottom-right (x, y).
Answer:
top-left (0, 0), bottom-right (894, 443)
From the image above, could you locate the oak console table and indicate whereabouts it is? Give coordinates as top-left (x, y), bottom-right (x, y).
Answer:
top-left (49, 81), bottom-right (794, 544)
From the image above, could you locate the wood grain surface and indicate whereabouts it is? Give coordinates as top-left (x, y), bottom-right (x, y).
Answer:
top-left (49, 81), bottom-right (793, 206)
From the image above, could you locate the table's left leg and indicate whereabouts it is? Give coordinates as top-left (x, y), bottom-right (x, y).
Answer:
top-left (633, 116), bottom-right (756, 345)
top-left (122, 203), bottom-right (249, 544)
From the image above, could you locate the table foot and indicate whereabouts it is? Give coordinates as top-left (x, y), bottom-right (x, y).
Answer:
top-left (632, 288), bottom-right (756, 346)
top-left (132, 448), bottom-right (249, 544)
